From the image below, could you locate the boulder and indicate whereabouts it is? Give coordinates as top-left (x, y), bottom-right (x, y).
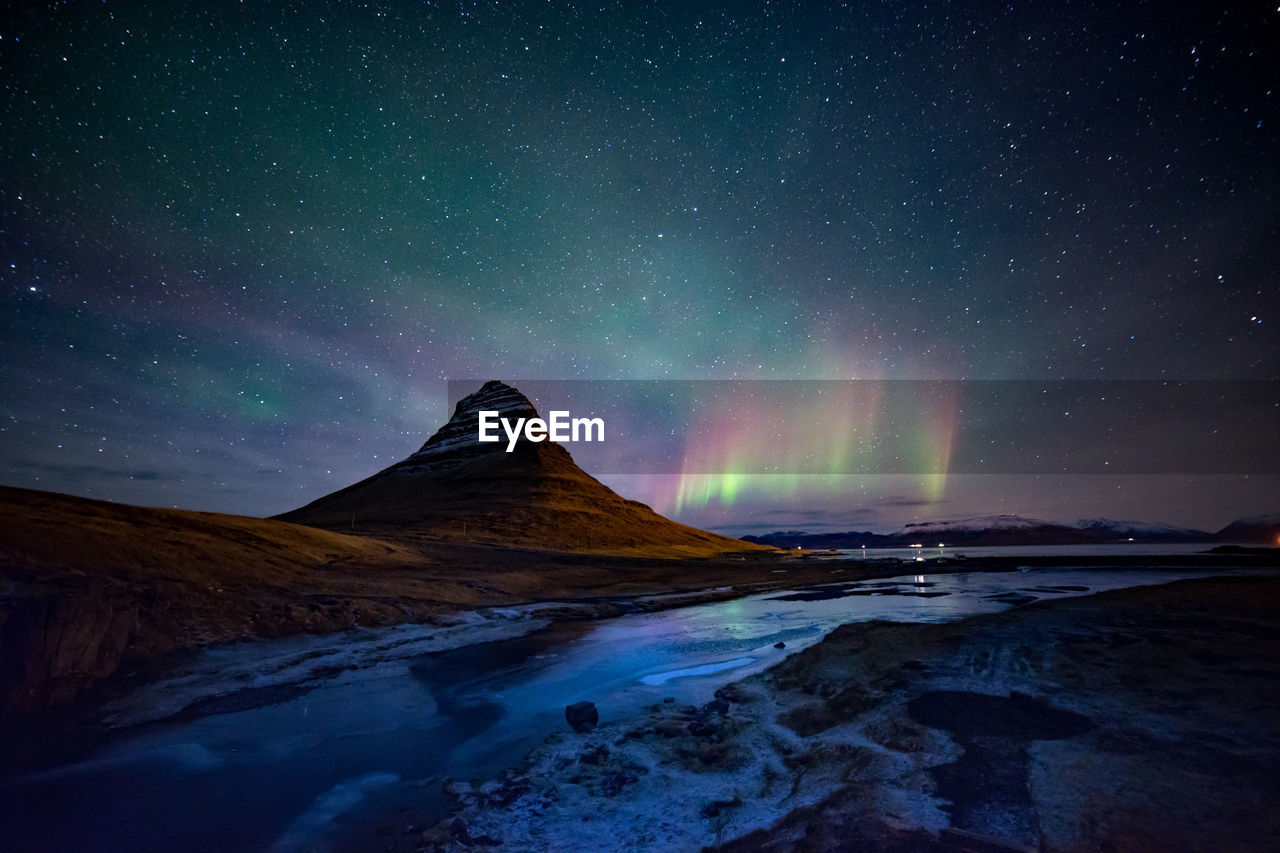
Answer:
top-left (565, 700), bottom-right (598, 733)
top-left (714, 683), bottom-right (747, 703)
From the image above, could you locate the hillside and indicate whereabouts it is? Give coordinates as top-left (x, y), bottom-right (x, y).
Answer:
top-left (277, 380), bottom-right (767, 557)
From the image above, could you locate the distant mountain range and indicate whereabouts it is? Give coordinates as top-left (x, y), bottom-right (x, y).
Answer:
top-left (742, 513), bottom-right (1280, 549)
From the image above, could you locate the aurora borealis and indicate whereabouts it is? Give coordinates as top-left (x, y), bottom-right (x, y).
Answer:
top-left (2, 1), bottom-right (1277, 532)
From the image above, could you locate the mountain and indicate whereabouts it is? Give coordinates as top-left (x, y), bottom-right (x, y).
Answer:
top-left (743, 513), bottom-right (1221, 549)
top-left (741, 515), bottom-right (1087, 549)
top-left (741, 530), bottom-right (893, 550)
top-left (1213, 513), bottom-right (1280, 544)
top-left (0, 382), bottom-right (781, 717)
top-left (895, 514), bottom-right (1092, 545)
top-left (277, 380), bottom-right (768, 557)
top-left (1077, 518), bottom-right (1212, 542)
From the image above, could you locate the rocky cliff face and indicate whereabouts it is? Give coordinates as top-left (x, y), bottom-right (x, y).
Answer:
top-left (0, 578), bottom-right (139, 714)
top-left (399, 380), bottom-right (539, 471)
top-left (277, 380), bottom-right (764, 556)
top-left (0, 485), bottom-right (443, 720)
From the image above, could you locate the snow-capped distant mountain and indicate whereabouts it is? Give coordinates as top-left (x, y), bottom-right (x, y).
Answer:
top-left (897, 514), bottom-right (1058, 535)
top-left (743, 513), bottom-right (1235, 549)
top-left (744, 515), bottom-right (1092, 548)
top-left (1222, 513), bottom-right (1280, 526)
top-left (889, 515), bottom-right (1092, 546)
top-left (1076, 518), bottom-right (1212, 542)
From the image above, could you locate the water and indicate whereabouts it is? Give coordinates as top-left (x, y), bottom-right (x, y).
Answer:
top-left (842, 542), bottom-right (1229, 559)
top-left (0, 565), bottom-right (1251, 852)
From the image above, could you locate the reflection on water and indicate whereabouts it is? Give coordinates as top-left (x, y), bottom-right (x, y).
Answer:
top-left (0, 565), bottom-right (1249, 852)
top-left (269, 772), bottom-right (401, 853)
top-left (849, 542), bottom-right (1225, 559)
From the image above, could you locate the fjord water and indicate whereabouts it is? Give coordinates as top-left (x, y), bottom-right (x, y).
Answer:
top-left (0, 564), bottom-right (1248, 852)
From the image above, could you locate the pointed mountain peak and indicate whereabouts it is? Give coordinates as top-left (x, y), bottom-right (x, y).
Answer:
top-left (277, 380), bottom-right (768, 555)
top-left (404, 380), bottom-right (540, 467)
top-left (452, 380), bottom-right (537, 420)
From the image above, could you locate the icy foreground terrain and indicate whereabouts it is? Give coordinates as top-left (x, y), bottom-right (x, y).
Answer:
top-left (98, 607), bottom-right (553, 728)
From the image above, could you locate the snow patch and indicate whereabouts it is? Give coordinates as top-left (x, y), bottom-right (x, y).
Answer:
top-left (100, 607), bottom-right (549, 728)
top-left (897, 514), bottom-right (1054, 534)
top-left (641, 657), bottom-right (756, 685)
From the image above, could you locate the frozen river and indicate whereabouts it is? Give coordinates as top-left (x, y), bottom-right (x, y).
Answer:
top-left (0, 564), bottom-right (1251, 852)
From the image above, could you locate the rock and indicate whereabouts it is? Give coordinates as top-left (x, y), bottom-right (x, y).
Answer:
top-left (274, 380), bottom-right (766, 556)
top-left (565, 700), bottom-right (599, 733)
top-left (449, 818), bottom-right (500, 847)
top-left (705, 698), bottom-right (731, 716)
top-left (688, 719), bottom-right (719, 737)
top-left (714, 683), bottom-right (747, 704)
top-left (663, 696), bottom-right (675, 703)
top-left (654, 720), bottom-right (686, 738)
top-left (0, 582), bottom-right (141, 715)
top-left (579, 745), bottom-right (610, 765)
top-left (701, 795), bottom-right (743, 818)
top-left (678, 740), bottom-right (747, 769)
top-left (600, 770), bottom-right (639, 797)
top-left (774, 641), bottom-right (787, 648)
top-left (443, 779), bottom-right (478, 806)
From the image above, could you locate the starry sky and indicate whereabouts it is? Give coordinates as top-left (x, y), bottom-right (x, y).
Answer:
top-left (2, 0), bottom-right (1277, 533)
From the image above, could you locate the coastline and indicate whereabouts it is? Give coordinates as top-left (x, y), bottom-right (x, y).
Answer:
top-left (7, 485), bottom-right (1274, 727)
top-left (15, 551), bottom-right (1272, 738)
top-left (4, 546), bottom-right (1278, 851)
top-left (414, 573), bottom-right (1280, 852)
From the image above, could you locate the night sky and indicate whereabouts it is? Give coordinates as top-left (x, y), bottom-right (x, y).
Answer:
top-left (2, 1), bottom-right (1277, 533)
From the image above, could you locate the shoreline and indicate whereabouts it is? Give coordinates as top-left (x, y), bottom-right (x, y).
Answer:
top-left (3, 553), bottom-right (1275, 810)
top-left (6, 478), bottom-right (1275, 725)
top-left (18, 551), bottom-right (1275, 738)
top-left (412, 571), bottom-right (1280, 852)
top-left (3, 558), bottom-right (1277, 851)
